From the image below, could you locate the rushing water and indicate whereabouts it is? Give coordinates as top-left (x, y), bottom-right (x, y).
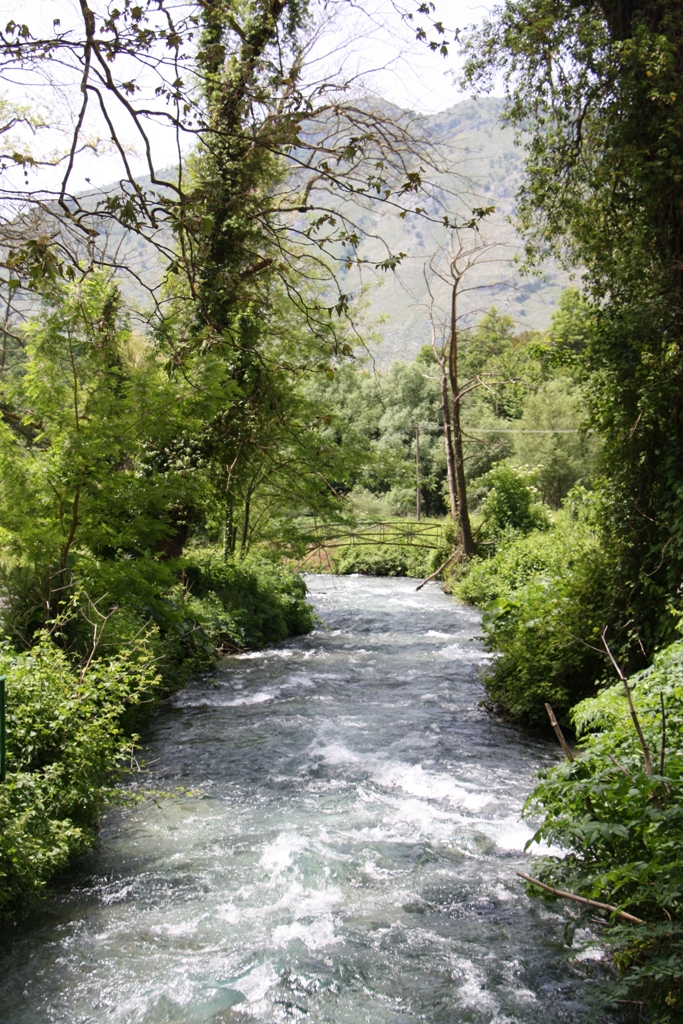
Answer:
top-left (0, 575), bottom-right (618, 1024)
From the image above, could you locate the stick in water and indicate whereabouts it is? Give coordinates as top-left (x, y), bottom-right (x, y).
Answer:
top-left (415, 549), bottom-right (460, 591)
top-left (516, 872), bottom-right (645, 924)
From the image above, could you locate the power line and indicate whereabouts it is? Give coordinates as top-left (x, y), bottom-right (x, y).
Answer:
top-left (467, 428), bottom-right (581, 434)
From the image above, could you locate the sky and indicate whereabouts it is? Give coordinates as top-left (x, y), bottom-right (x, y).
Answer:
top-left (304, 0), bottom-right (498, 115)
top-left (0, 0), bottom-right (498, 193)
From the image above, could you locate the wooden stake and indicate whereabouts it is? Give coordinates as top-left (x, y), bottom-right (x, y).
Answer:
top-left (545, 703), bottom-right (575, 762)
top-left (601, 628), bottom-right (653, 776)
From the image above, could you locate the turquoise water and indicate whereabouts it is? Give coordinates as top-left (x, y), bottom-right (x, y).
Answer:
top-left (0, 575), bottom-right (615, 1023)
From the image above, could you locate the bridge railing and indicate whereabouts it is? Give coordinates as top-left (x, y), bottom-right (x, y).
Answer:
top-left (306, 520), bottom-right (446, 550)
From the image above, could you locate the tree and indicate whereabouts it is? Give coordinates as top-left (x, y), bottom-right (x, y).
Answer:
top-left (423, 228), bottom-right (514, 556)
top-left (0, 3), bottom-right (466, 320)
top-left (463, 0), bottom-right (683, 665)
top-left (513, 378), bottom-right (598, 508)
top-left (0, 2), bottom-right (477, 565)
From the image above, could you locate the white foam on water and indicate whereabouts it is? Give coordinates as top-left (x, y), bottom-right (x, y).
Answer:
top-left (310, 740), bottom-right (362, 766)
top-left (216, 903), bottom-right (240, 924)
top-left (260, 832), bottom-right (308, 876)
top-left (149, 919), bottom-right (200, 938)
top-left (374, 761), bottom-right (494, 812)
top-left (281, 672), bottom-right (316, 690)
top-left (100, 882), bottom-right (136, 905)
top-left (424, 630), bottom-right (454, 639)
top-left (224, 690), bottom-right (277, 706)
top-left (484, 820), bottom-right (536, 852)
top-left (272, 915), bottom-right (338, 950)
top-left (361, 858), bottom-right (393, 881)
top-left (301, 648), bottom-right (327, 660)
top-left (453, 957), bottom-right (502, 1015)
top-left (381, 795), bottom-right (459, 839)
top-left (437, 642), bottom-right (491, 661)
top-left (527, 837), bottom-right (567, 858)
top-left (510, 986), bottom-right (538, 1003)
top-left (278, 884), bottom-right (339, 917)
top-left (574, 947), bottom-right (605, 962)
top-left (235, 649), bottom-right (295, 660)
top-left (235, 961), bottom-right (278, 1003)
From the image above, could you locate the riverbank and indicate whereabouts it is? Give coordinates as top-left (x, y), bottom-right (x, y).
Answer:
top-left (0, 551), bottom-right (313, 920)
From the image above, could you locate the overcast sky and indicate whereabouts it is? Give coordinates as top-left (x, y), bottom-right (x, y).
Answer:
top-left (0, 0), bottom-right (498, 192)
top-left (307, 0), bottom-right (498, 114)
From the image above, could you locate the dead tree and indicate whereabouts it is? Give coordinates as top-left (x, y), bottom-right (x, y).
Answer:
top-left (423, 228), bottom-right (517, 558)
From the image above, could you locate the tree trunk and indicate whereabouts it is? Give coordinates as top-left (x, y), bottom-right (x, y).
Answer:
top-left (224, 498), bottom-right (235, 558)
top-left (240, 489), bottom-right (252, 555)
top-left (415, 423), bottom-right (421, 522)
top-left (447, 277), bottom-right (475, 557)
top-left (438, 358), bottom-right (458, 521)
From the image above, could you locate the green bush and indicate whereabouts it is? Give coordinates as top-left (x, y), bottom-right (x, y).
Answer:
top-left (182, 549), bottom-right (314, 649)
top-left (524, 640), bottom-right (683, 1021)
top-left (456, 515), bottom-right (583, 606)
top-left (332, 542), bottom-right (434, 578)
top-left (0, 637), bottom-right (159, 917)
top-left (478, 463), bottom-right (550, 540)
top-left (0, 550), bottom-right (314, 682)
top-left (455, 497), bottom-right (611, 724)
top-left (0, 552), bottom-right (313, 919)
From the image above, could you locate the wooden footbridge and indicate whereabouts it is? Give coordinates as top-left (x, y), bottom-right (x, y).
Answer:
top-left (311, 520), bottom-right (445, 548)
top-left (297, 519), bottom-right (447, 570)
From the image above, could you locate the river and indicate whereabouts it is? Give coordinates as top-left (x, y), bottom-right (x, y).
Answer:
top-left (0, 575), bottom-right (619, 1023)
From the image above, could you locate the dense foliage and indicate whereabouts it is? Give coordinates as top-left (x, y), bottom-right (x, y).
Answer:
top-left (0, 547), bottom-right (312, 918)
top-left (318, 303), bottom-right (595, 527)
top-left (332, 540), bottom-right (440, 579)
top-left (457, 2), bottom-right (683, 1013)
top-left (464, 0), bottom-right (683, 685)
top-left (525, 640), bottom-right (683, 1020)
top-left (0, 11), bottom-right (681, 1023)
top-left (455, 493), bottom-right (609, 724)
top-left (0, 638), bottom-right (159, 916)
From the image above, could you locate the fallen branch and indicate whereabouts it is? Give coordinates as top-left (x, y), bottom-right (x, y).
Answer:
top-left (415, 548), bottom-right (461, 591)
top-left (516, 872), bottom-right (645, 924)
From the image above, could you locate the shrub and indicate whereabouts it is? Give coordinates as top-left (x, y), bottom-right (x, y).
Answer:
top-left (455, 497), bottom-right (611, 725)
top-left (182, 549), bottom-right (314, 649)
top-left (524, 640), bottom-right (683, 1021)
top-left (478, 463), bottom-right (550, 539)
top-left (0, 637), bottom-right (159, 917)
top-left (0, 550), bottom-right (314, 682)
top-left (332, 542), bottom-right (433, 578)
top-left (0, 552), bottom-right (313, 919)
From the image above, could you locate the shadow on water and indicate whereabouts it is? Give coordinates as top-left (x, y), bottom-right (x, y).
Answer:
top-left (0, 575), bottom-right (637, 1024)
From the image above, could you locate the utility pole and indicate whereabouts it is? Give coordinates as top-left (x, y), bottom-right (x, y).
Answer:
top-left (415, 423), bottom-right (421, 522)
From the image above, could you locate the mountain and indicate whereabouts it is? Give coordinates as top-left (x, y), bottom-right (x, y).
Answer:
top-left (347, 97), bottom-right (572, 363)
top-left (93, 97), bottom-right (570, 360)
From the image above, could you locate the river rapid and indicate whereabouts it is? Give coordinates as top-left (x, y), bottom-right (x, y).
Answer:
top-left (0, 575), bottom-right (617, 1024)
